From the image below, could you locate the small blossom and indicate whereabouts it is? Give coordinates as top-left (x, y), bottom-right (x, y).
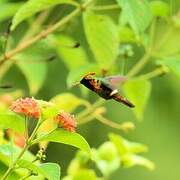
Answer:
top-left (54, 111), bottom-right (77, 132)
top-left (10, 97), bottom-right (40, 118)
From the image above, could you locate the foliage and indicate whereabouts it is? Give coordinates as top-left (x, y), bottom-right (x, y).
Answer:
top-left (0, 0), bottom-right (179, 179)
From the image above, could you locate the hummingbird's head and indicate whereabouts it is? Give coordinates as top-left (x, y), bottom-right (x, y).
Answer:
top-left (80, 72), bottom-right (96, 84)
top-left (80, 72), bottom-right (96, 90)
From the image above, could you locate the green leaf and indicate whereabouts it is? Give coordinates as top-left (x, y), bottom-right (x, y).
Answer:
top-left (33, 129), bottom-right (91, 154)
top-left (56, 35), bottom-right (88, 70)
top-left (0, 113), bottom-right (25, 133)
top-left (98, 142), bottom-right (118, 162)
top-left (16, 60), bottom-right (47, 95)
top-left (123, 154), bottom-right (155, 170)
top-left (0, 2), bottom-right (23, 22)
top-left (73, 169), bottom-right (97, 180)
top-left (15, 40), bottom-right (50, 94)
top-left (150, 1), bottom-right (170, 18)
top-left (118, 25), bottom-right (136, 43)
top-left (0, 144), bottom-right (35, 166)
top-left (67, 63), bottom-right (99, 88)
top-left (67, 151), bottom-right (90, 176)
top-left (154, 26), bottom-right (180, 56)
top-left (92, 142), bottom-right (120, 176)
top-left (117, 0), bottom-right (152, 35)
top-left (123, 78), bottom-right (151, 120)
top-left (18, 160), bottom-right (61, 180)
top-left (109, 133), bottom-right (148, 155)
top-left (156, 56), bottom-right (180, 77)
top-left (37, 100), bottom-right (59, 120)
top-left (0, 161), bottom-right (20, 179)
top-left (51, 93), bottom-right (89, 112)
top-left (40, 163), bottom-right (61, 180)
top-left (108, 133), bottom-right (129, 156)
top-left (83, 11), bottom-right (118, 69)
top-left (126, 141), bottom-right (148, 154)
top-left (11, 0), bottom-right (79, 30)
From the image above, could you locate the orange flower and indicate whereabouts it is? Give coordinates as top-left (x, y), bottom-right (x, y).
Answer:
top-left (54, 111), bottom-right (77, 132)
top-left (10, 97), bottom-right (40, 119)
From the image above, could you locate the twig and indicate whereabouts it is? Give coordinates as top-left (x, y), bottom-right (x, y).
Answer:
top-left (91, 4), bottom-right (120, 11)
top-left (0, 0), bottom-right (93, 67)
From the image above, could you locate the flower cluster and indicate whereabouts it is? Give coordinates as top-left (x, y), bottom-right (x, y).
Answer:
top-left (54, 111), bottom-right (77, 132)
top-left (10, 97), bottom-right (40, 119)
top-left (10, 97), bottom-right (77, 132)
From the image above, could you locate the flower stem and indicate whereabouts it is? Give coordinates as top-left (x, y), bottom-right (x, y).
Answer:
top-left (1, 144), bottom-right (29, 180)
top-left (1, 120), bottom-right (42, 180)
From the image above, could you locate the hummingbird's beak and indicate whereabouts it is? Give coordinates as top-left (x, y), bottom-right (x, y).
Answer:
top-left (71, 82), bottom-right (81, 87)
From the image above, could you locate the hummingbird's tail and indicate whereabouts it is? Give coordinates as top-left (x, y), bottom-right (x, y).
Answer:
top-left (112, 95), bottom-right (135, 108)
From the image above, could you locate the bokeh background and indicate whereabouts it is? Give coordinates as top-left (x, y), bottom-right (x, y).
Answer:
top-left (0, 0), bottom-right (180, 180)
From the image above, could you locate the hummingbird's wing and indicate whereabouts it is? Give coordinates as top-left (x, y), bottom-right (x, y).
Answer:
top-left (105, 75), bottom-right (127, 87)
top-left (97, 77), bottom-right (117, 90)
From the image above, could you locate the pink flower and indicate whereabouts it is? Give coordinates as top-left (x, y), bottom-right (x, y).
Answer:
top-left (10, 97), bottom-right (40, 119)
top-left (54, 111), bottom-right (77, 132)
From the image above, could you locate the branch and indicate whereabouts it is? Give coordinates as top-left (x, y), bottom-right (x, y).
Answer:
top-left (0, 0), bottom-right (93, 67)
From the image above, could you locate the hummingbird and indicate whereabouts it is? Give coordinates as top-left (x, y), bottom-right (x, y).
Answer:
top-left (79, 72), bottom-right (135, 108)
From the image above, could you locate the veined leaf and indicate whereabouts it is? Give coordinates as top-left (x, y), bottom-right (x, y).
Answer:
top-left (39, 163), bottom-right (61, 180)
top-left (150, 1), bottom-right (170, 18)
top-left (109, 133), bottom-right (148, 155)
top-left (56, 35), bottom-right (89, 70)
top-left (11, 0), bottom-right (79, 30)
top-left (123, 154), bottom-right (155, 170)
top-left (16, 60), bottom-right (47, 95)
top-left (123, 78), bottom-right (151, 120)
top-left (0, 113), bottom-right (25, 133)
top-left (83, 11), bottom-right (119, 69)
top-left (0, 2), bottom-right (23, 22)
top-left (33, 129), bottom-right (91, 154)
top-left (18, 160), bottom-right (61, 180)
top-left (154, 26), bottom-right (180, 56)
top-left (73, 169), bottom-right (97, 180)
top-left (0, 144), bottom-right (35, 167)
top-left (15, 40), bottom-right (51, 94)
top-left (51, 93), bottom-right (89, 112)
top-left (117, 0), bottom-right (152, 36)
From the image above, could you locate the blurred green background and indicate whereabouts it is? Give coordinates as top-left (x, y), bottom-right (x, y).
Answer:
top-left (0, 0), bottom-right (180, 179)
top-left (4, 53), bottom-right (180, 180)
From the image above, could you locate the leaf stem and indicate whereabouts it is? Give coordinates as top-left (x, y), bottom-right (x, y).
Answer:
top-left (127, 18), bottom-right (157, 77)
top-left (76, 98), bottom-right (105, 121)
top-left (96, 114), bottom-right (130, 131)
top-left (127, 49), bottom-right (152, 77)
top-left (137, 66), bottom-right (169, 80)
top-left (91, 4), bottom-right (120, 11)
